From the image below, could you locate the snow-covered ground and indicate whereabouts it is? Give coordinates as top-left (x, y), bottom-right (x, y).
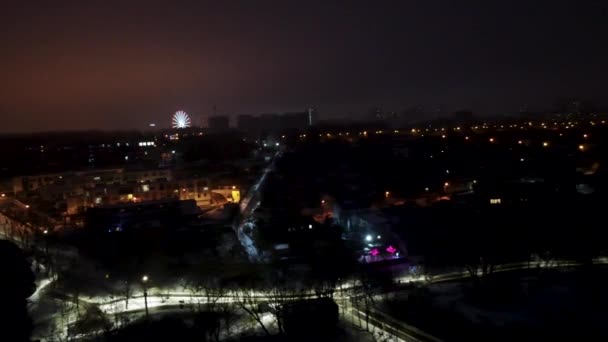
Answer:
top-left (235, 152), bottom-right (280, 262)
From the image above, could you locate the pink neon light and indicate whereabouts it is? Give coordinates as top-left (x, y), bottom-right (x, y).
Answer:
top-left (369, 248), bottom-right (380, 256)
top-left (386, 245), bottom-right (397, 254)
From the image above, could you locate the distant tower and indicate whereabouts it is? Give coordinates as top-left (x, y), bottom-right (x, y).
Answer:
top-left (370, 106), bottom-right (384, 120)
top-left (307, 107), bottom-right (316, 126)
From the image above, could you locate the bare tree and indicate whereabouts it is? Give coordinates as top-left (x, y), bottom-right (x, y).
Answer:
top-left (183, 278), bottom-right (203, 311)
top-left (247, 285), bottom-right (304, 335)
top-left (353, 271), bottom-right (381, 332)
top-left (312, 278), bottom-right (337, 299)
top-left (68, 305), bottom-right (112, 340)
top-left (219, 302), bottom-right (237, 338)
top-left (233, 289), bottom-right (272, 336)
top-left (370, 329), bottom-right (397, 342)
top-left (121, 280), bottom-right (133, 311)
top-left (265, 287), bottom-right (289, 335)
top-left (56, 298), bottom-right (77, 341)
top-left (203, 281), bottom-right (227, 313)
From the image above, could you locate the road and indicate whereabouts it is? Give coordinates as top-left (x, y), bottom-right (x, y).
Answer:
top-left (235, 151), bottom-right (281, 261)
top-left (31, 256), bottom-right (608, 341)
top-left (345, 306), bottom-right (441, 342)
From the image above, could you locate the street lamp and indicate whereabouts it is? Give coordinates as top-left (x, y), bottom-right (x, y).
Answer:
top-left (142, 275), bottom-right (149, 319)
top-left (365, 235), bottom-right (372, 242)
top-left (42, 229), bottom-right (49, 255)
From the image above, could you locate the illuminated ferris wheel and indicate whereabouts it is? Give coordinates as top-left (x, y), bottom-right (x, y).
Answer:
top-left (172, 110), bottom-right (191, 129)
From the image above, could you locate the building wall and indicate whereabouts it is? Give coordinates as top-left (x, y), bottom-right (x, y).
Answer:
top-left (65, 178), bottom-right (241, 215)
top-left (10, 167), bottom-right (241, 218)
top-left (236, 111), bottom-right (310, 134)
top-left (208, 116), bottom-right (230, 131)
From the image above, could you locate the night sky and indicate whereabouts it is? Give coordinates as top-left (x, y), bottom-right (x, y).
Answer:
top-left (2, 1), bottom-right (608, 132)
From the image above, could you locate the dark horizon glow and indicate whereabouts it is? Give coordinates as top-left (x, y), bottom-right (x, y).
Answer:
top-left (2, 0), bottom-right (608, 132)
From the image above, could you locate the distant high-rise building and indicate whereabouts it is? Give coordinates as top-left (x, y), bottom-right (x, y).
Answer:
top-left (281, 112), bottom-right (309, 130)
top-left (259, 113), bottom-right (282, 132)
top-left (370, 106), bottom-right (384, 120)
top-left (237, 114), bottom-right (258, 131)
top-left (208, 115), bottom-right (230, 132)
top-left (237, 110), bottom-right (310, 134)
top-left (307, 107), bottom-right (316, 126)
top-left (555, 98), bottom-right (588, 116)
top-left (453, 110), bottom-right (473, 123)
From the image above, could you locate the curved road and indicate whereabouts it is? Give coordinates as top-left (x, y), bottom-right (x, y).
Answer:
top-left (33, 257), bottom-right (608, 341)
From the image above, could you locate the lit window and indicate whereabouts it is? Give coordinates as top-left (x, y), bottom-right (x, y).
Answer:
top-left (490, 198), bottom-right (501, 204)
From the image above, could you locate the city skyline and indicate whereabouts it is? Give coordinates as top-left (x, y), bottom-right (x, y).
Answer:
top-left (4, 2), bottom-right (608, 341)
top-left (2, 1), bottom-right (608, 132)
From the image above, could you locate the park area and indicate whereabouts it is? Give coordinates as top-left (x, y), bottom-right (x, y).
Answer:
top-left (379, 266), bottom-right (608, 341)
